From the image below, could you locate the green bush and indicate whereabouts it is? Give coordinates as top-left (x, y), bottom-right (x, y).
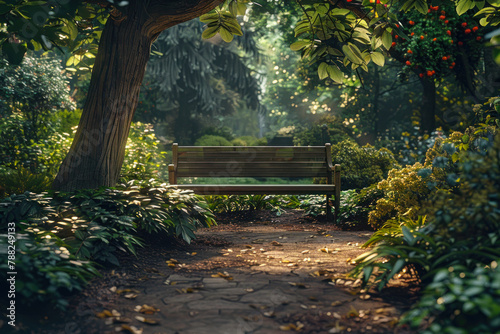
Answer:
top-left (121, 122), bottom-right (168, 182)
top-left (0, 232), bottom-right (99, 309)
top-left (331, 140), bottom-right (399, 190)
top-left (352, 133), bottom-right (500, 332)
top-left (0, 56), bottom-right (75, 142)
top-left (338, 185), bottom-right (383, 230)
top-left (368, 163), bottom-right (431, 229)
top-left (402, 264), bottom-right (500, 334)
top-left (195, 135), bottom-right (232, 146)
top-left (0, 181), bottom-right (215, 308)
top-left (231, 136), bottom-right (267, 146)
top-left (293, 114), bottom-right (352, 146)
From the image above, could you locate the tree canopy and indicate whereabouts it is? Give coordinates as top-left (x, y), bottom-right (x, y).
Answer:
top-left (1, 0), bottom-right (499, 191)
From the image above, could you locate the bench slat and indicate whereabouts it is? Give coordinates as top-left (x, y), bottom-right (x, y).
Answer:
top-left (176, 168), bottom-right (327, 178)
top-left (172, 184), bottom-right (336, 195)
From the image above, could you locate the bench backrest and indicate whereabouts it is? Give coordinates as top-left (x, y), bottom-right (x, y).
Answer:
top-left (169, 143), bottom-right (333, 183)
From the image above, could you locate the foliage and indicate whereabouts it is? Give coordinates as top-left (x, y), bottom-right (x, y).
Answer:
top-left (0, 1), bottom-right (118, 67)
top-left (368, 162), bottom-right (430, 229)
top-left (354, 135), bottom-right (500, 298)
top-left (401, 263), bottom-right (500, 334)
top-left (144, 19), bottom-right (262, 144)
top-left (206, 194), bottom-right (271, 212)
top-left (194, 135), bottom-right (232, 146)
top-left (0, 231), bottom-right (99, 309)
top-left (231, 136), bottom-right (267, 146)
top-left (293, 115), bottom-right (352, 146)
top-left (331, 140), bottom-right (399, 190)
top-left (393, 1), bottom-right (485, 82)
top-left (0, 181), bottom-right (215, 307)
top-left (120, 122), bottom-right (168, 182)
top-left (0, 56), bottom-right (75, 141)
top-left (338, 185), bottom-right (383, 229)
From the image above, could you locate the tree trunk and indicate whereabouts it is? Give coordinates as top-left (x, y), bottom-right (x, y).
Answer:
top-left (53, 12), bottom-right (152, 191)
top-left (419, 76), bottom-right (436, 133)
top-left (53, 0), bottom-right (223, 191)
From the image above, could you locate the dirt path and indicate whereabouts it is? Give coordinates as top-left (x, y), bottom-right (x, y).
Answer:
top-left (9, 210), bottom-right (418, 334)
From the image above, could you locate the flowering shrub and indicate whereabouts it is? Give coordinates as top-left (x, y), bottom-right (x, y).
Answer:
top-left (392, 2), bottom-right (484, 80)
top-left (331, 140), bottom-right (399, 190)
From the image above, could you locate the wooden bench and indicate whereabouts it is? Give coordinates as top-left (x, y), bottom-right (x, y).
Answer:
top-left (168, 143), bottom-right (341, 221)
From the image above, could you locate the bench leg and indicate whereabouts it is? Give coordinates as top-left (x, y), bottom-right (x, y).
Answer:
top-left (326, 194), bottom-right (333, 221)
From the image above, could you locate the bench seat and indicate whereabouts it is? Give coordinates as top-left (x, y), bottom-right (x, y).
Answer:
top-left (168, 144), bottom-right (341, 221)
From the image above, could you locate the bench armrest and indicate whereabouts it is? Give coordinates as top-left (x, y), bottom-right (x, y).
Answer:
top-left (168, 164), bottom-right (177, 184)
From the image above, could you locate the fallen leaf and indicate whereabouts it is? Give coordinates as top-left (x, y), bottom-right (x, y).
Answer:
top-left (288, 282), bottom-right (308, 289)
top-left (251, 239), bottom-right (266, 244)
top-left (135, 316), bottom-right (159, 325)
top-left (115, 325), bottom-right (143, 334)
top-left (96, 310), bottom-right (114, 318)
top-left (263, 311), bottom-right (275, 317)
top-left (245, 245), bottom-right (253, 249)
top-left (271, 241), bottom-right (282, 246)
top-left (211, 272), bottom-right (233, 280)
top-left (116, 289), bottom-right (140, 295)
top-left (134, 305), bottom-right (159, 314)
top-left (301, 250), bottom-right (310, 254)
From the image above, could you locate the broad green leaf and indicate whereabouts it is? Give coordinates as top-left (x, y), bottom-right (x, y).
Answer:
top-left (202, 25), bottom-right (219, 39)
top-left (200, 13), bottom-right (219, 23)
top-left (381, 30), bottom-right (392, 50)
top-left (326, 64), bottom-right (344, 84)
top-left (327, 47), bottom-right (343, 57)
top-left (318, 62), bottom-right (329, 80)
top-left (219, 27), bottom-right (234, 43)
top-left (371, 51), bottom-right (385, 66)
top-left (414, 0), bottom-right (428, 15)
top-left (401, 226), bottom-right (415, 246)
top-left (456, 0), bottom-right (475, 15)
top-left (486, 0), bottom-right (500, 6)
top-left (290, 40), bottom-right (311, 51)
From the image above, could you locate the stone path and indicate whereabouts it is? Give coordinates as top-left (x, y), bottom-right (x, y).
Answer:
top-left (71, 217), bottom-right (414, 334)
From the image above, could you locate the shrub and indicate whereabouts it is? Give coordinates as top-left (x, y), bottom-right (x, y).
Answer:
top-left (0, 232), bottom-right (99, 309)
top-left (352, 133), bottom-right (500, 332)
top-left (121, 122), bottom-right (168, 182)
top-left (231, 136), bottom-right (267, 146)
top-left (402, 264), bottom-right (500, 334)
top-left (338, 185), bottom-right (383, 230)
top-left (331, 140), bottom-right (399, 190)
top-left (0, 56), bottom-right (75, 142)
top-left (0, 181), bottom-right (215, 307)
top-left (368, 163), bottom-right (431, 229)
top-left (195, 135), bottom-right (232, 146)
top-left (293, 114), bottom-right (352, 146)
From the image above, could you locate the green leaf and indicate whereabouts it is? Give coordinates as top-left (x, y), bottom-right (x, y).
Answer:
top-left (318, 62), bottom-right (329, 80)
top-left (371, 51), bottom-right (385, 66)
top-left (342, 43), bottom-right (364, 65)
top-left (326, 64), bottom-right (344, 84)
top-left (401, 226), bottom-right (415, 246)
top-left (219, 27), bottom-right (234, 43)
top-left (486, 0), bottom-right (500, 6)
top-left (457, 0), bottom-right (475, 15)
top-left (381, 30), bottom-right (392, 50)
top-left (290, 40), bottom-right (311, 51)
top-left (414, 0), bottom-right (428, 15)
top-left (200, 13), bottom-right (219, 23)
top-left (202, 25), bottom-right (219, 39)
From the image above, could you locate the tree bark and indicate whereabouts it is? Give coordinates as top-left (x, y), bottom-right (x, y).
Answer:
top-left (419, 76), bottom-right (436, 134)
top-left (53, 0), bottom-right (222, 191)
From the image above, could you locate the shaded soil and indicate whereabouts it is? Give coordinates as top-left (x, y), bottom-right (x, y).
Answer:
top-left (3, 210), bottom-right (420, 334)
